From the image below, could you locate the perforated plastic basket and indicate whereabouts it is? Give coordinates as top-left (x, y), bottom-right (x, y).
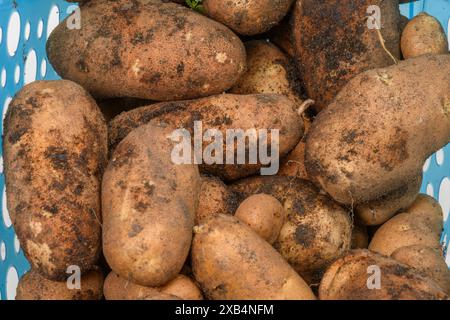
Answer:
top-left (0, 0), bottom-right (449, 300)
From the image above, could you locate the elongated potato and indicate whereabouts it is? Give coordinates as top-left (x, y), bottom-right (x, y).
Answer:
top-left (192, 214), bottom-right (316, 300)
top-left (293, 0), bottom-right (400, 111)
top-left (305, 54), bottom-right (450, 205)
top-left (104, 272), bottom-right (203, 300)
top-left (369, 194), bottom-right (444, 256)
top-left (355, 175), bottom-right (422, 226)
top-left (102, 123), bottom-right (201, 286)
top-left (401, 12), bottom-right (449, 59)
top-left (391, 245), bottom-right (450, 294)
top-left (16, 269), bottom-right (103, 300)
top-left (3, 80), bottom-right (107, 280)
top-left (230, 41), bottom-right (304, 110)
top-left (230, 176), bottom-right (352, 284)
top-left (47, 0), bottom-right (246, 101)
top-left (319, 250), bottom-right (448, 300)
top-left (197, 176), bottom-right (238, 225)
top-left (202, 0), bottom-right (295, 36)
top-left (109, 94), bottom-right (304, 181)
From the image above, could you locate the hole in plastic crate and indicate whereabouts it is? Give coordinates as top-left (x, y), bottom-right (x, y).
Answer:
top-left (1, 68), bottom-right (6, 88)
top-left (426, 183), bottom-right (434, 197)
top-left (0, 156), bottom-right (3, 174)
top-left (37, 19), bottom-right (44, 39)
top-left (14, 235), bottom-right (20, 254)
top-left (7, 11), bottom-right (21, 56)
top-left (24, 21), bottom-right (30, 41)
top-left (14, 65), bottom-right (20, 84)
top-left (2, 97), bottom-right (12, 127)
top-left (6, 267), bottom-right (18, 300)
top-left (436, 149), bottom-right (445, 166)
top-left (423, 157), bottom-right (431, 172)
top-left (0, 241), bottom-right (5, 261)
top-left (0, 26), bottom-right (3, 44)
top-left (440, 178), bottom-right (450, 222)
top-left (24, 50), bottom-right (37, 85)
top-left (41, 58), bottom-right (47, 78)
top-left (47, 5), bottom-right (60, 39)
top-left (2, 187), bottom-right (12, 228)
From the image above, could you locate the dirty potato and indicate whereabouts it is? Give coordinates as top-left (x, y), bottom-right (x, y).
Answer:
top-left (47, 0), bottom-right (246, 101)
top-left (192, 214), bottom-right (316, 300)
top-left (3, 80), bottom-right (107, 280)
top-left (102, 123), bottom-right (201, 286)
top-left (319, 249), bottom-right (448, 300)
top-left (16, 269), bottom-right (103, 300)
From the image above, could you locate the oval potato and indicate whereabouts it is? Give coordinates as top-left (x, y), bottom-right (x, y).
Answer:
top-left (109, 94), bottom-right (304, 181)
top-left (192, 214), bottom-right (316, 300)
top-left (319, 249), bottom-right (448, 300)
top-left (202, 0), bottom-right (295, 36)
top-left (16, 269), bottom-right (103, 300)
top-left (3, 80), bottom-right (107, 280)
top-left (47, 0), bottom-right (246, 101)
top-left (305, 55), bottom-right (450, 205)
top-left (102, 123), bottom-right (201, 286)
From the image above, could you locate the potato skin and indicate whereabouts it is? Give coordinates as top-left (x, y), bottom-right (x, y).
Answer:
top-left (355, 175), bottom-right (422, 226)
top-left (192, 214), bottom-right (316, 300)
top-left (109, 94), bottom-right (304, 181)
top-left (401, 13), bottom-right (449, 59)
top-left (391, 245), bottom-right (450, 294)
top-left (230, 40), bottom-right (304, 110)
top-left (3, 80), bottom-right (107, 280)
top-left (305, 54), bottom-right (450, 205)
top-left (293, 0), bottom-right (400, 111)
top-left (47, 0), bottom-right (246, 101)
top-left (203, 0), bottom-right (295, 36)
top-left (369, 194), bottom-right (444, 256)
top-left (102, 123), bottom-right (201, 286)
top-left (16, 269), bottom-right (103, 300)
top-left (197, 176), bottom-right (238, 225)
top-left (235, 194), bottom-right (285, 244)
top-left (319, 250), bottom-right (448, 300)
top-left (104, 272), bottom-right (203, 300)
top-left (230, 176), bottom-right (352, 284)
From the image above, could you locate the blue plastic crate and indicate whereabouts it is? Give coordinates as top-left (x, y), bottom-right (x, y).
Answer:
top-left (0, 0), bottom-right (449, 300)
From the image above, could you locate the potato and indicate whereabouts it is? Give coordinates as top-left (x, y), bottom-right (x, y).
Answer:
top-left (16, 269), bottom-right (103, 300)
top-left (102, 123), bottom-right (201, 286)
top-left (369, 194), bottom-right (443, 256)
top-left (47, 0), bottom-right (246, 101)
top-left (305, 54), bottom-right (450, 205)
top-left (3, 80), bottom-right (107, 280)
top-left (230, 40), bottom-right (304, 111)
top-left (293, 0), bottom-right (401, 111)
top-left (355, 174), bottom-right (422, 226)
top-left (401, 13), bottom-right (449, 59)
top-left (192, 214), bottom-right (316, 300)
top-left (104, 272), bottom-right (203, 300)
top-left (235, 194), bottom-right (285, 244)
top-left (351, 221), bottom-right (369, 249)
top-left (391, 245), bottom-right (450, 294)
top-left (202, 0), bottom-right (295, 36)
top-left (319, 250), bottom-right (448, 300)
top-left (109, 94), bottom-right (304, 181)
top-left (278, 138), bottom-right (308, 179)
top-left (230, 176), bottom-right (352, 284)
top-left (197, 176), bottom-right (238, 225)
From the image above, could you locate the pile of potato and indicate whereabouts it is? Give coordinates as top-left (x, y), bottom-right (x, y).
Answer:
top-left (3, 0), bottom-right (450, 300)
